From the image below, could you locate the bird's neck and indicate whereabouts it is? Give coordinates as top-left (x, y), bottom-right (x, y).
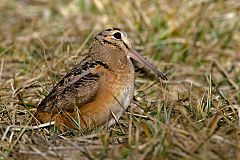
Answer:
top-left (89, 40), bottom-right (132, 72)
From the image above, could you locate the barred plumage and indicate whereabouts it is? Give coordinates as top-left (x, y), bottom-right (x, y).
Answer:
top-left (35, 28), bottom-right (167, 130)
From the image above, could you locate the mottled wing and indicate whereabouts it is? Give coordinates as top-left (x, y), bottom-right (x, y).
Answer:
top-left (37, 59), bottom-right (104, 113)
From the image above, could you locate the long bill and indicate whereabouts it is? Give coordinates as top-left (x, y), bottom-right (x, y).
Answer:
top-left (129, 49), bottom-right (167, 80)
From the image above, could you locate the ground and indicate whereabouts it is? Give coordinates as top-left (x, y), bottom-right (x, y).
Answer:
top-left (0, 0), bottom-right (239, 160)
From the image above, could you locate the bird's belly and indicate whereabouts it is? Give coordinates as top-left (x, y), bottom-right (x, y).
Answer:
top-left (79, 72), bottom-right (134, 128)
top-left (107, 79), bottom-right (134, 125)
top-left (102, 71), bottom-right (134, 126)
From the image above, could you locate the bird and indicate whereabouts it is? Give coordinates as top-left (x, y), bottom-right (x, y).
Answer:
top-left (34, 28), bottom-right (167, 131)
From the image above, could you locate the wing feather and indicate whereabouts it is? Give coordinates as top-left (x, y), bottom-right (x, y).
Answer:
top-left (37, 59), bottom-right (105, 113)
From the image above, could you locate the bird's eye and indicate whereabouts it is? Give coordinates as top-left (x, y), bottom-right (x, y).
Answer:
top-left (113, 32), bottom-right (121, 40)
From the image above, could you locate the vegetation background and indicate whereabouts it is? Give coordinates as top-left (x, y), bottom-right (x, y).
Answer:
top-left (0, 0), bottom-right (239, 159)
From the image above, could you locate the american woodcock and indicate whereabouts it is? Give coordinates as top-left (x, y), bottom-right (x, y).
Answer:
top-left (35, 28), bottom-right (167, 130)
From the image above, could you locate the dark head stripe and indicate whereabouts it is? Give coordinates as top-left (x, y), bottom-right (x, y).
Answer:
top-left (112, 28), bottom-right (122, 31)
top-left (104, 28), bottom-right (113, 31)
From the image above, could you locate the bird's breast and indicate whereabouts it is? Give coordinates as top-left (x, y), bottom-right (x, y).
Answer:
top-left (101, 62), bottom-right (135, 124)
top-left (78, 62), bottom-right (135, 127)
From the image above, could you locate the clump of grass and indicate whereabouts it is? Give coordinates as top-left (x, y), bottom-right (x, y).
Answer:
top-left (0, 0), bottom-right (239, 159)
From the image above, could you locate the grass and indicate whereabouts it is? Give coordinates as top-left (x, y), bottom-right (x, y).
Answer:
top-left (0, 0), bottom-right (240, 159)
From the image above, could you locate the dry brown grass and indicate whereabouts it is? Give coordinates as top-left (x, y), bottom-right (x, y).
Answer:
top-left (0, 0), bottom-right (240, 159)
